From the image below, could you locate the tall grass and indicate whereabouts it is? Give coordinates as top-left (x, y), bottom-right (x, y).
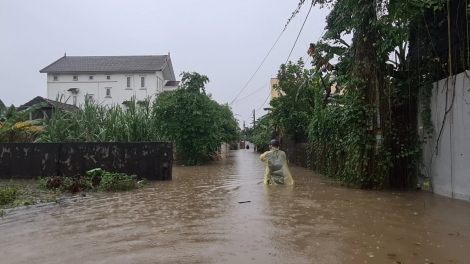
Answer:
top-left (38, 96), bottom-right (160, 142)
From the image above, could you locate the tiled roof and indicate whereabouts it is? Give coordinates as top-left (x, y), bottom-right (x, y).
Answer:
top-left (165, 81), bottom-right (180, 87)
top-left (40, 55), bottom-right (169, 73)
top-left (19, 96), bottom-right (78, 112)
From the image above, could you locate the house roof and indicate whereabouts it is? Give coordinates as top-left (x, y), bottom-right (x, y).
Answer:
top-left (165, 81), bottom-right (180, 87)
top-left (40, 55), bottom-right (170, 73)
top-left (18, 96), bottom-right (78, 112)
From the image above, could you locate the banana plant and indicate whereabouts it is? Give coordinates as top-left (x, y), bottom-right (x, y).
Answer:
top-left (0, 103), bottom-right (46, 142)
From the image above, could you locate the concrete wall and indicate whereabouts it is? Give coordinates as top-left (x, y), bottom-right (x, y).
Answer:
top-left (0, 142), bottom-right (173, 180)
top-left (47, 71), bottom-right (169, 107)
top-left (0, 143), bottom-right (60, 179)
top-left (219, 142), bottom-right (230, 160)
top-left (270, 78), bottom-right (285, 99)
top-left (419, 71), bottom-right (470, 201)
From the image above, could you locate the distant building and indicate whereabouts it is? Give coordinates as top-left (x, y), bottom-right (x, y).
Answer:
top-left (271, 76), bottom-right (343, 96)
top-left (39, 54), bottom-right (180, 107)
top-left (270, 78), bottom-right (285, 99)
top-left (17, 96), bottom-right (78, 120)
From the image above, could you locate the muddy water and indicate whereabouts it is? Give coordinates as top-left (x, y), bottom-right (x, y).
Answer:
top-left (1, 150), bottom-right (470, 264)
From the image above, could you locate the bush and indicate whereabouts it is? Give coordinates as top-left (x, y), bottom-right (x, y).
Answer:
top-left (99, 171), bottom-right (138, 191)
top-left (40, 168), bottom-right (146, 193)
top-left (0, 187), bottom-right (18, 205)
top-left (152, 72), bottom-right (240, 165)
top-left (40, 168), bottom-right (147, 193)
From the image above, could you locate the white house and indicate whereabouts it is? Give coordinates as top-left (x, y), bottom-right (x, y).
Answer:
top-left (40, 53), bottom-right (180, 107)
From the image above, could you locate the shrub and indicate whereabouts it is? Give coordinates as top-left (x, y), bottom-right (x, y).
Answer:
top-left (39, 168), bottom-right (146, 193)
top-left (0, 187), bottom-right (18, 205)
top-left (99, 171), bottom-right (138, 191)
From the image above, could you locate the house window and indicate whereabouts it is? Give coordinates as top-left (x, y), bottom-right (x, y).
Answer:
top-left (156, 77), bottom-right (162, 90)
top-left (107, 75), bottom-right (111, 80)
top-left (127, 76), bottom-right (131, 88)
top-left (105, 88), bottom-right (111, 97)
top-left (86, 94), bottom-right (94, 102)
top-left (73, 75), bottom-right (78, 81)
top-left (53, 76), bottom-right (58, 81)
top-left (89, 76), bottom-right (93, 80)
top-left (141, 76), bottom-right (145, 87)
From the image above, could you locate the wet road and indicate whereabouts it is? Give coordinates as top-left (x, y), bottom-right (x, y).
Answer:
top-left (1, 149), bottom-right (470, 264)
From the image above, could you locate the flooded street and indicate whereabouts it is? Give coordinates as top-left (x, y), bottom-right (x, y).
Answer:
top-left (1, 149), bottom-right (470, 264)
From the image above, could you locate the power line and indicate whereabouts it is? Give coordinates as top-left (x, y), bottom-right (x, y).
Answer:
top-left (242, 92), bottom-right (271, 124)
top-left (249, 5), bottom-right (322, 123)
top-left (285, 1), bottom-right (314, 64)
top-left (238, 1), bottom-right (319, 122)
top-left (243, 92), bottom-right (272, 124)
top-left (256, 93), bottom-right (271, 112)
top-left (250, 13), bottom-right (316, 119)
top-left (229, 28), bottom-right (288, 105)
top-left (236, 83), bottom-right (269, 103)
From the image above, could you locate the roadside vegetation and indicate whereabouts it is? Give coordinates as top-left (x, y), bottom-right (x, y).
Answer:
top-left (0, 180), bottom-right (62, 217)
top-left (0, 168), bottom-right (147, 215)
top-left (152, 72), bottom-right (240, 165)
top-left (0, 72), bottom-right (239, 215)
top-left (0, 100), bottom-right (45, 143)
top-left (39, 168), bottom-right (147, 193)
top-left (0, 72), bottom-right (240, 166)
top-left (249, 0), bottom-right (455, 189)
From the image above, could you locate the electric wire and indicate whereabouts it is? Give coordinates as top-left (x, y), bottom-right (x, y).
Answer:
top-left (256, 93), bottom-right (272, 112)
top-left (240, 0), bottom-right (320, 123)
top-left (229, 30), bottom-right (286, 105)
top-left (285, 1), bottom-right (314, 64)
top-left (235, 83), bottom-right (269, 103)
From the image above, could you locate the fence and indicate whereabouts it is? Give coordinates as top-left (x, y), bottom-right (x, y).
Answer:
top-left (282, 139), bottom-right (316, 170)
top-left (419, 72), bottom-right (470, 201)
top-left (0, 142), bottom-right (173, 180)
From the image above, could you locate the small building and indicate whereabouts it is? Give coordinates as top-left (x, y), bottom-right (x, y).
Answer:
top-left (39, 53), bottom-right (180, 108)
top-left (17, 96), bottom-right (78, 120)
top-left (270, 78), bottom-right (285, 99)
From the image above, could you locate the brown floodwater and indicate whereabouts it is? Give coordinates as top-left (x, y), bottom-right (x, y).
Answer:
top-left (1, 149), bottom-right (470, 264)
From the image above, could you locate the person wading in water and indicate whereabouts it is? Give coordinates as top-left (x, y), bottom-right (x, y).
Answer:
top-left (260, 139), bottom-right (294, 185)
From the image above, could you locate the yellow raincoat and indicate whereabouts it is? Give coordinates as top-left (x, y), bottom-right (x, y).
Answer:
top-left (260, 146), bottom-right (294, 185)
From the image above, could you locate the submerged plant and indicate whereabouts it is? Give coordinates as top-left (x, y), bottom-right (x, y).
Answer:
top-left (39, 168), bottom-right (146, 193)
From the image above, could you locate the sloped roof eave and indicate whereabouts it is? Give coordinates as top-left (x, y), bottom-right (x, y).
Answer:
top-left (40, 55), bottom-right (168, 73)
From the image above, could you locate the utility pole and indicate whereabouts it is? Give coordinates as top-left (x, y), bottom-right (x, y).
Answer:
top-left (252, 109), bottom-right (256, 152)
top-left (243, 120), bottom-right (246, 149)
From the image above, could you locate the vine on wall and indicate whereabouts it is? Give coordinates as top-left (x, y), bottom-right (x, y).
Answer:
top-left (269, 0), bottom-right (467, 189)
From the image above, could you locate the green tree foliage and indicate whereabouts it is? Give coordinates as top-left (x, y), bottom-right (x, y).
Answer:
top-left (35, 72), bottom-right (240, 165)
top-left (275, 0), bottom-right (449, 188)
top-left (270, 59), bottom-right (317, 143)
top-left (152, 72), bottom-right (240, 165)
top-left (0, 103), bottom-right (20, 123)
top-left (0, 103), bottom-right (46, 143)
top-left (250, 114), bottom-right (275, 150)
top-left (0, 99), bottom-right (6, 117)
top-left (217, 103), bottom-right (241, 144)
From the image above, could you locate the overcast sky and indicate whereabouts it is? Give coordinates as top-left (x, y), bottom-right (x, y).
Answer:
top-left (0, 0), bottom-right (328, 127)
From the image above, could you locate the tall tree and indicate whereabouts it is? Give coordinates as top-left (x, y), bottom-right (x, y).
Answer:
top-left (270, 58), bottom-right (317, 143)
top-left (152, 72), bottom-right (239, 165)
